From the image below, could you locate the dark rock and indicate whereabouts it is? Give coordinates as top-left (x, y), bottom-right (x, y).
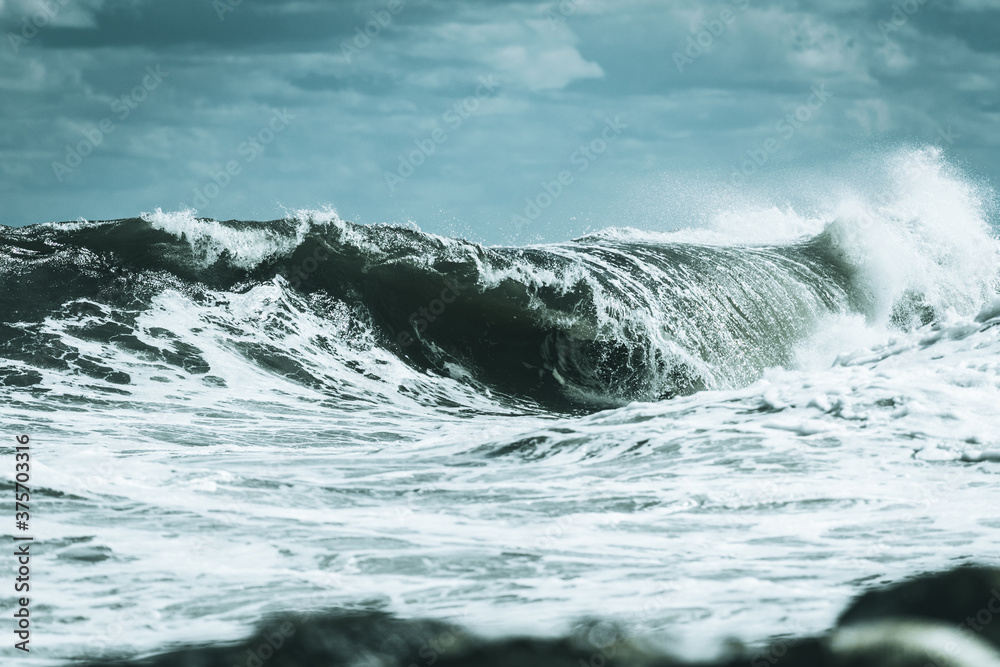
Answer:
top-left (78, 566), bottom-right (1000, 667)
top-left (838, 565), bottom-right (1000, 649)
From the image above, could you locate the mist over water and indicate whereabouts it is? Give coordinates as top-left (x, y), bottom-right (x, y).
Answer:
top-left (2, 147), bottom-right (999, 663)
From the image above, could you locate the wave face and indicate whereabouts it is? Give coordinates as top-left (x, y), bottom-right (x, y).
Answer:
top-left (2, 149), bottom-right (997, 408)
top-left (285, 220), bottom-right (871, 405)
top-left (0, 210), bottom-right (857, 407)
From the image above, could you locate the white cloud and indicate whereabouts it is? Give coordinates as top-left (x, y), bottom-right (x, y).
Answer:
top-left (417, 19), bottom-right (603, 91)
top-left (955, 73), bottom-right (997, 91)
top-left (0, 0), bottom-right (106, 28)
top-left (877, 40), bottom-right (915, 72)
top-left (846, 98), bottom-right (893, 134)
top-left (491, 44), bottom-right (603, 91)
top-left (951, 0), bottom-right (1000, 9)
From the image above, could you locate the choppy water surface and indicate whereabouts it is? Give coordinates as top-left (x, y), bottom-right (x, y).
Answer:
top-left (2, 148), bottom-right (999, 664)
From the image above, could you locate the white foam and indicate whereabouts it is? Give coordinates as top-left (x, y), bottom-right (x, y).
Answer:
top-left (9, 147), bottom-right (1000, 664)
top-left (576, 205), bottom-right (826, 246)
top-left (824, 147), bottom-right (1000, 323)
top-left (141, 208), bottom-right (312, 270)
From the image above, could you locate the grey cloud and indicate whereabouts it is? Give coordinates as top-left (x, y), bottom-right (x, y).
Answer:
top-left (0, 0), bottom-right (998, 243)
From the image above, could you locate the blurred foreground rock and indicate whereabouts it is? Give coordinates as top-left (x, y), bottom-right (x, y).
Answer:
top-left (81, 565), bottom-right (1000, 667)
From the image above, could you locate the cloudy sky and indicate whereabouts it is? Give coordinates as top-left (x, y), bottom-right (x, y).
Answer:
top-left (1, 0), bottom-right (998, 243)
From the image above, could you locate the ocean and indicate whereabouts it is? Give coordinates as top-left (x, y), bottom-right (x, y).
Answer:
top-left (2, 147), bottom-right (999, 664)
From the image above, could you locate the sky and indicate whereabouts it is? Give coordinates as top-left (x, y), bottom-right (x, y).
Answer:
top-left (1, 0), bottom-right (998, 244)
